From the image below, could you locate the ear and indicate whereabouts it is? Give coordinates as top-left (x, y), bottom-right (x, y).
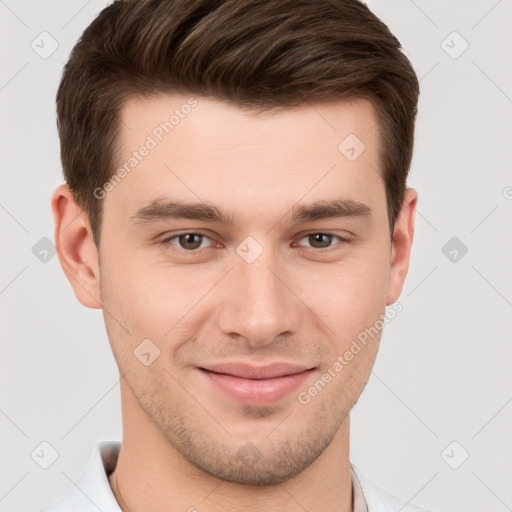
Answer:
top-left (386, 187), bottom-right (418, 306)
top-left (51, 184), bottom-right (102, 309)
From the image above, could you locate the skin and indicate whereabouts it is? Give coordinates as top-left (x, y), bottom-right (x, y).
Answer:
top-left (52, 95), bottom-right (417, 512)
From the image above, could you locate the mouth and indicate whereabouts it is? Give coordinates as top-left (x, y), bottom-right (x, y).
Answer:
top-left (198, 362), bottom-right (316, 405)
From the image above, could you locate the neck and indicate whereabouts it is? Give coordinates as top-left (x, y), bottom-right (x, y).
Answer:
top-left (110, 383), bottom-right (353, 512)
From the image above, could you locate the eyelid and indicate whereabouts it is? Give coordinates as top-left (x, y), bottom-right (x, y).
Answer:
top-left (294, 231), bottom-right (351, 250)
top-left (158, 230), bottom-right (219, 250)
top-left (158, 230), bottom-right (351, 252)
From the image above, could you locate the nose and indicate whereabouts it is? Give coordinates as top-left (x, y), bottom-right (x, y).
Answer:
top-left (216, 246), bottom-right (303, 349)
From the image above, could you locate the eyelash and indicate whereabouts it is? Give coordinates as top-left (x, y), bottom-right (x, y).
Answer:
top-left (158, 230), bottom-right (350, 254)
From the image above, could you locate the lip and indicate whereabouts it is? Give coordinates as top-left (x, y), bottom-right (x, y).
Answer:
top-left (198, 362), bottom-right (316, 405)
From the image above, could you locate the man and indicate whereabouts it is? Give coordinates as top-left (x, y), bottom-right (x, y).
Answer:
top-left (40, 0), bottom-right (431, 510)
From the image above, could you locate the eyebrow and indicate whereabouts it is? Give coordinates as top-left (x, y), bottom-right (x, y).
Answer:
top-left (129, 197), bottom-right (372, 226)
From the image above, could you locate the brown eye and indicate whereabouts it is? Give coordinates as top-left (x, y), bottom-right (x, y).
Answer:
top-left (298, 232), bottom-right (347, 250)
top-left (159, 232), bottom-right (213, 251)
top-left (307, 233), bottom-right (335, 249)
top-left (177, 233), bottom-right (204, 250)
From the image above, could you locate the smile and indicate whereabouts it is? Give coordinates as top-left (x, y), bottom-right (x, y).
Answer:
top-left (198, 363), bottom-right (316, 405)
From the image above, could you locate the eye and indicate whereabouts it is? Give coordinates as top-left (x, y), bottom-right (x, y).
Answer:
top-left (158, 230), bottom-right (350, 254)
top-left (295, 232), bottom-right (349, 250)
top-left (159, 232), bottom-right (215, 251)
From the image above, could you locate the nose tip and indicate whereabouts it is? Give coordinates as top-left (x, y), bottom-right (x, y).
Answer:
top-left (216, 256), bottom-right (301, 349)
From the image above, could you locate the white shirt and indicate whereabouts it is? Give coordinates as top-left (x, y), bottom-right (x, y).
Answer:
top-left (37, 441), bottom-right (432, 512)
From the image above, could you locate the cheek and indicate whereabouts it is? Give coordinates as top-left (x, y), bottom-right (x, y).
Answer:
top-left (100, 238), bottom-right (390, 358)
top-left (100, 254), bottom-right (219, 351)
top-left (98, 253), bottom-right (169, 354)
top-left (295, 249), bottom-right (390, 333)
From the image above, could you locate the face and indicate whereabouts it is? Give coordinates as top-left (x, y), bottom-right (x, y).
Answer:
top-left (55, 94), bottom-right (416, 485)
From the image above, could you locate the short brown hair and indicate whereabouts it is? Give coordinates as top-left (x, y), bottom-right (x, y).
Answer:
top-left (57, 0), bottom-right (419, 248)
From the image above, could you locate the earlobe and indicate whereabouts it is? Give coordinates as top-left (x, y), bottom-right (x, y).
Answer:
top-left (51, 184), bottom-right (102, 309)
top-left (386, 187), bottom-right (418, 306)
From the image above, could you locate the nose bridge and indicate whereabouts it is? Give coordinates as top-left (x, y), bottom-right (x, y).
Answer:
top-left (217, 243), bottom-right (300, 346)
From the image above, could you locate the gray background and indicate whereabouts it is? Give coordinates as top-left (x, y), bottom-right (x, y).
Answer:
top-left (1, 1), bottom-right (511, 511)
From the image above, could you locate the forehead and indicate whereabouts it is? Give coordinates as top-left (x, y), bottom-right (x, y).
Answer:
top-left (118, 93), bottom-right (379, 150)
top-left (105, 94), bottom-right (384, 228)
